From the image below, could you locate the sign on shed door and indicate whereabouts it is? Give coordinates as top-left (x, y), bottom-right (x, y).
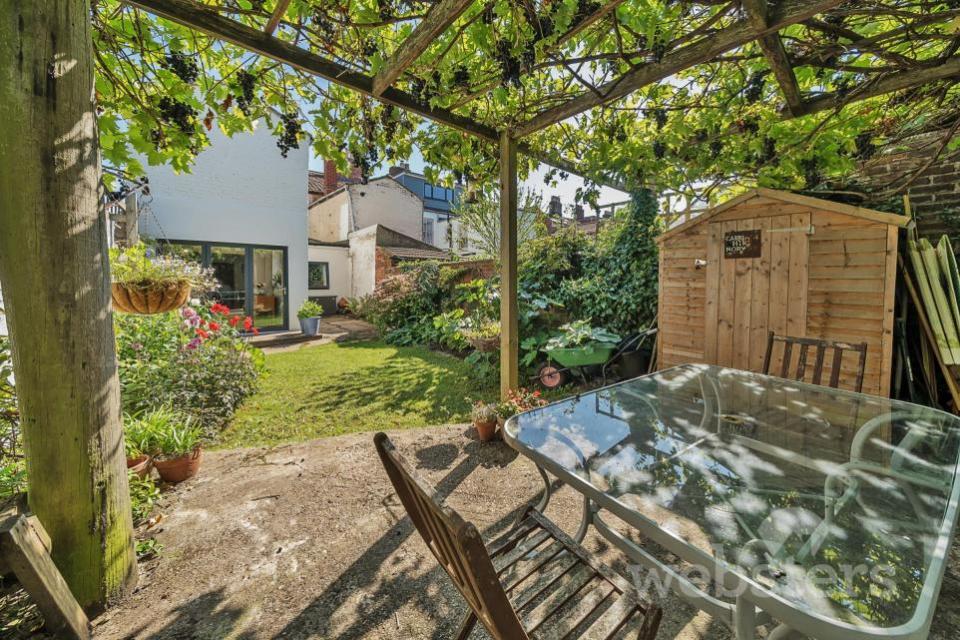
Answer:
top-left (705, 213), bottom-right (811, 372)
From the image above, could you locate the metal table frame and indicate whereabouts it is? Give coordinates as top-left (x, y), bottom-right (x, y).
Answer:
top-left (502, 366), bottom-right (960, 640)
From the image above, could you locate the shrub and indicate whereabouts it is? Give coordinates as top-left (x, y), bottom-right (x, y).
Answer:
top-left (366, 262), bottom-right (446, 345)
top-left (0, 336), bottom-right (24, 499)
top-left (116, 302), bottom-right (264, 435)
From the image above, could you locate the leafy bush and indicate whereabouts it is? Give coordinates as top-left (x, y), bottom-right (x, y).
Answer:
top-left (365, 262), bottom-right (446, 345)
top-left (116, 302), bottom-right (264, 435)
top-left (129, 471), bottom-right (161, 525)
top-left (124, 407), bottom-right (200, 457)
top-left (0, 336), bottom-right (24, 499)
top-left (297, 300), bottom-right (325, 319)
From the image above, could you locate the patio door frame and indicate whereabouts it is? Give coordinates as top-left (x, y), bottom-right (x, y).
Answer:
top-left (167, 240), bottom-right (290, 331)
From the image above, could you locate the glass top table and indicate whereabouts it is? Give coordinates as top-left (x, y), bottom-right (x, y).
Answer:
top-left (502, 364), bottom-right (960, 640)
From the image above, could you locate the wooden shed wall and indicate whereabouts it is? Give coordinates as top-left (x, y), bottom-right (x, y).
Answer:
top-left (657, 196), bottom-right (898, 396)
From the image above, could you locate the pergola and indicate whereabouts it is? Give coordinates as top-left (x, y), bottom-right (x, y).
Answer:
top-left (113, 0), bottom-right (960, 397)
top-left (1, 0), bottom-right (959, 620)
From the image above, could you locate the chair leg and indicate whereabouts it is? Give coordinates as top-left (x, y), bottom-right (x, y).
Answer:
top-left (455, 610), bottom-right (478, 640)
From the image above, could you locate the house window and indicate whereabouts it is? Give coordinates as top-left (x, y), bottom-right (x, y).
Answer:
top-left (308, 261), bottom-right (330, 289)
top-left (422, 220), bottom-right (434, 245)
top-left (423, 184), bottom-right (432, 199)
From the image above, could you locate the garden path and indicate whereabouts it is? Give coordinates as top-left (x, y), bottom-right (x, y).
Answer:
top-left (91, 425), bottom-right (960, 639)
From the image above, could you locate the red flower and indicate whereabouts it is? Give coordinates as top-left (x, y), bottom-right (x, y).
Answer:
top-left (210, 303), bottom-right (230, 316)
top-left (209, 321), bottom-right (220, 332)
top-left (243, 316), bottom-right (253, 331)
top-left (229, 316), bottom-right (240, 327)
top-left (252, 327), bottom-right (260, 336)
top-left (196, 328), bottom-right (210, 340)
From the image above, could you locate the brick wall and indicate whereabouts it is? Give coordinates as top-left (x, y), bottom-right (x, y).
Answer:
top-left (856, 132), bottom-right (960, 240)
top-left (374, 247), bottom-right (395, 285)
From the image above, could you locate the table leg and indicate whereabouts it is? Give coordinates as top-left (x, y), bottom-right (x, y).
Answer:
top-left (534, 465), bottom-right (552, 513)
top-left (734, 595), bottom-right (757, 640)
top-left (574, 495), bottom-right (593, 543)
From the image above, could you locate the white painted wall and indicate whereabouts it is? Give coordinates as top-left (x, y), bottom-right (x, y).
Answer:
top-left (350, 180), bottom-right (423, 240)
top-left (307, 245), bottom-right (351, 301)
top-left (308, 190), bottom-right (351, 242)
top-left (139, 122), bottom-right (309, 328)
top-left (348, 227), bottom-right (378, 298)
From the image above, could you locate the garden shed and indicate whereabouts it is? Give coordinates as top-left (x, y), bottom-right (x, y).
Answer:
top-left (657, 188), bottom-right (909, 397)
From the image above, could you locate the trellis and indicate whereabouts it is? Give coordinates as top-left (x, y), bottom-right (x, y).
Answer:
top-left (112, 0), bottom-right (960, 394)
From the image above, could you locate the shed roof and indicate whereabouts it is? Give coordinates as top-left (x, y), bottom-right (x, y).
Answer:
top-left (658, 188), bottom-right (910, 242)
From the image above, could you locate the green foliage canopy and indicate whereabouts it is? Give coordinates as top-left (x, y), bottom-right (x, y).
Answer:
top-left (91, 1), bottom-right (960, 202)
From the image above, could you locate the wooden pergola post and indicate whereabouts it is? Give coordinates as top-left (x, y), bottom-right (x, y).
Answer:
top-left (499, 131), bottom-right (519, 399)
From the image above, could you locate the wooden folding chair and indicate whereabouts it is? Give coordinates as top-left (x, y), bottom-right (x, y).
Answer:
top-left (761, 331), bottom-right (868, 393)
top-left (374, 433), bottom-right (662, 640)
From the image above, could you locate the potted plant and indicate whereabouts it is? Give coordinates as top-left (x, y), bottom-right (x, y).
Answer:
top-left (495, 388), bottom-right (548, 427)
top-left (471, 401), bottom-right (498, 442)
top-left (297, 300), bottom-right (325, 336)
top-left (123, 412), bottom-right (157, 478)
top-left (151, 419), bottom-right (204, 484)
top-left (110, 243), bottom-right (214, 315)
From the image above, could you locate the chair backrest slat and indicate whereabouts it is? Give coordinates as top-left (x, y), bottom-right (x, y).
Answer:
top-left (374, 433), bottom-right (529, 639)
top-left (763, 332), bottom-right (868, 393)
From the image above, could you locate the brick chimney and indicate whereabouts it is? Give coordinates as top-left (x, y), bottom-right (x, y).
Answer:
top-left (548, 196), bottom-right (562, 217)
top-left (323, 158), bottom-right (339, 194)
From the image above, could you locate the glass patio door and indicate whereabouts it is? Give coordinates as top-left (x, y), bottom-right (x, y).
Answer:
top-left (209, 246), bottom-right (247, 317)
top-left (253, 248), bottom-right (286, 330)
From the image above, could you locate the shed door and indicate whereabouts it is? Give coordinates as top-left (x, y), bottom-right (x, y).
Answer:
top-left (704, 213), bottom-right (810, 372)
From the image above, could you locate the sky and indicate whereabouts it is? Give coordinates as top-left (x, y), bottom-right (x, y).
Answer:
top-left (307, 144), bottom-right (630, 209)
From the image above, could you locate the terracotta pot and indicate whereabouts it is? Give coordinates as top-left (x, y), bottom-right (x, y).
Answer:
top-left (112, 282), bottom-right (191, 315)
top-left (474, 419), bottom-right (498, 442)
top-left (153, 448), bottom-right (202, 483)
top-left (126, 454), bottom-right (152, 479)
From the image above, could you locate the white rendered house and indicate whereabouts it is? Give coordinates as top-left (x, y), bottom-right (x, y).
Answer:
top-left (138, 122), bottom-right (309, 331)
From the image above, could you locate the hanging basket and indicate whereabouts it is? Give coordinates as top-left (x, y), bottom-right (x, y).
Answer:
top-left (467, 334), bottom-right (501, 352)
top-left (111, 282), bottom-right (191, 315)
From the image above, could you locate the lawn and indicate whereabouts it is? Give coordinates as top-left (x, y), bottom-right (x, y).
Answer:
top-left (217, 340), bottom-right (498, 448)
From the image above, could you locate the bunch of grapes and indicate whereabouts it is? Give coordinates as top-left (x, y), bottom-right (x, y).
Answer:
top-left (855, 132), bottom-right (876, 159)
top-left (760, 137), bottom-right (777, 163)
top-left (573, 0), bottom-right (600, 22)
top-left (497, 40), bottom-right (522, 87)
top-left (314, 11), bottom-right (336, 38)
top-left (378, 0), bottom-right (394, 21)
top-left (651, 108), bottom-right (668, 131)
top-left (744, 71), bottom-right (765, 103)
top-left (652, 140), bottom-right (667, 160)
top-left (481, 7), bottom-right (494, 24)
top-left (452, 66), bottom-right (471, 89)
top-left (164, 52), bottom-right (199, 84)
top-left (276, 112), bottom-right (302, 158)
top-left (710, 140), bottom-right (724, 156)
top-left (158, 97), bottom-right (197, 134)
top-left (650, 30), bottom-right (667, 63)
top-left (800, 157), bottom-right (822, 187)
top-left (235, 70), bottom-right (257, 115)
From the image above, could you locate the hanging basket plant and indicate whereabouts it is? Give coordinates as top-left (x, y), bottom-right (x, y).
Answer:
top-left (110, 243), bottom-right (215, 315)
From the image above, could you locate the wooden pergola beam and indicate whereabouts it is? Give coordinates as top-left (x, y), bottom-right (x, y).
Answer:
top-left (372, 0), bottom-right (476, 96)
top-left (512, 0), bottom-right (841, 137)
top-left (799, 56), bottom-right (960, 117)
top-left (741, 0), bottom-right (806, 117)
top-left (124, 0), bottom-right (499, 142)
top-left (122, 0), bottom-right (629, 191)
top-left (263, 0), bottom-right (291, 35)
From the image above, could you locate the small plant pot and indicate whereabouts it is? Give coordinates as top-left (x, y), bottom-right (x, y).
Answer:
top-left (153, 448), bottom-right (202, 484)
top-left (126, 454), bottom-right (152, 478)
top-left (112, 282), bottom-right (191, 315)
top-left (474, 419), bottom-right (498, 442)
top-left (299, 316), bottom-right (322, 336)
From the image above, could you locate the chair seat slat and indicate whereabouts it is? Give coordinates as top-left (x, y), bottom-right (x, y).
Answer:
top-left (532, 579), bottom-right (614, 640)
top-left (501, 541), bottom-right (565, 590)
top-left (521, 563), bottom-right (595, 632)
top-left (493, 529), bottom-right (551, 572)
top-left (510, 554), bottom-right (580, 609)
top-left (579, 595), bottom-right (641, 640)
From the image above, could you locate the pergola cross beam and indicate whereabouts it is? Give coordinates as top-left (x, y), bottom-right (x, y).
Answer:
top-left (372, 0), bottom-right (476, 96)
top-left (513, 0), bottom-right (842, 138)
top-left (263, 0), bottom-right (291, 35)
top-left (741, 0), bottom-right (806, 117)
